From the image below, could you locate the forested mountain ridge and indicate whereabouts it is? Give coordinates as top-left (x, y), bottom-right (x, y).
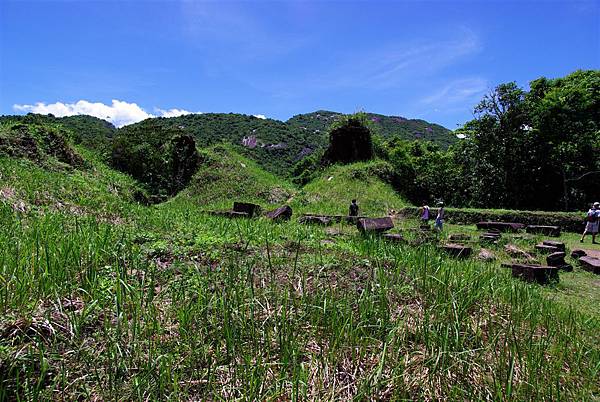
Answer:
top-left (287, 110), bottom-right (456, 148)
top-left (117, 111), bottom-right (455, 176)
top-left (0, 110), bottom-right (454, 176)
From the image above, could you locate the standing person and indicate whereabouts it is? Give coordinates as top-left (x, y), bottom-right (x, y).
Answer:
top-left (419, 201), bottom-right (430, 226)
top-left (349, 199), bottom-right (359, 217)
top-left (435, 201), bottom-right (445, 232)
top-left (580, 202), bottom-right (599, 244)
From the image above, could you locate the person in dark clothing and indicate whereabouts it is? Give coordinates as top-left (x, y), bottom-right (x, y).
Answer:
top-left (349, 199), bottom-right (359, 216)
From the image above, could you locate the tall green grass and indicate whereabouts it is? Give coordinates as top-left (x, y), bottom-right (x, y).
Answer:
top-left (1, 199), bottom-right (599, 400)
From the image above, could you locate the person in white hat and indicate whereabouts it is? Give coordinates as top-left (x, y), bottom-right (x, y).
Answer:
top-left (580, 202), bottom-right (600, 244)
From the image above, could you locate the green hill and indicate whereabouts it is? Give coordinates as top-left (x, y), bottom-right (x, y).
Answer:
top-left (0, 113), bottom-right (116, 159)
top-left (296, 160), bottom-right (408, 216)
top-left (0, 120), bottom-right (144, 218)
top-left (171, 144), bottom-right (295, 210)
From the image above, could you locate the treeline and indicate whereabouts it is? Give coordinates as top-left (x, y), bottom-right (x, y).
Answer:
top-left (295, 70), bottom-right (600, 211)
top-left (389, 70), bottom-right (599, 210)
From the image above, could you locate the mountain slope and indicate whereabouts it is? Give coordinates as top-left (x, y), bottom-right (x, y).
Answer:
top-left (286, 110), bottom-right (456, 148)
top-left (122, 111), bottom-right (454, 177)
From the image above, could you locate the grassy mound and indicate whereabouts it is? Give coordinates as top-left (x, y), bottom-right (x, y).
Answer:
top-left (0, 121), bottom-right (145, 218)
top-left (297, 160), bottom-right (408, 215)
top-left (172, 144), bottom-right (296, 209)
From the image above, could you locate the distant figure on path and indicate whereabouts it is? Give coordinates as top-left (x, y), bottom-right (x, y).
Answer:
top-left (349, 199), bottom-right (360, 217)
top-left (435, 201), bottom-right (445, 231)
top-left (419, 201), bottom-right (430, 225)
top-left (580, 202), bottom-right (599, 244)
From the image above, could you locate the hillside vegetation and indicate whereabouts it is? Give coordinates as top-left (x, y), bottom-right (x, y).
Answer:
top-left (172, 144), bottom-right (295, 209)
top-left (297, 161), bottom-right (407, 215)
top-left (0, 120), bottom-right (144, 218)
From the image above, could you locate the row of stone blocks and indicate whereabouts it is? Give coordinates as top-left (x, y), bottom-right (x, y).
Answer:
top-left (476, 222), bottom-right (561, 237)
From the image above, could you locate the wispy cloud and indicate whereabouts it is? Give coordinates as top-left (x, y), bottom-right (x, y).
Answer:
top-left (14, 100), bottom-right (201, 127)
top-left (309, 29), bottom-right (482, 91)
top-left (420, 77), bottom-right (488, 108)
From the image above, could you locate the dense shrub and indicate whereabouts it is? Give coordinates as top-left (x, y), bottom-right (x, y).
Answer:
top-left (322, 114), bottom-right (374, 165)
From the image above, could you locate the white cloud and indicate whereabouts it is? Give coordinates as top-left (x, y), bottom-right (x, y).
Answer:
top-left (154, 108), bottom-right (195, 118)
top-left (13, 100), bottom-right (200, 127)
top-left (253, 114), bottom-right (267, 119)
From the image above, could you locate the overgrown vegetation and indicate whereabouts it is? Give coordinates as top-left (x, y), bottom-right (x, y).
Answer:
top-left (372, 70), bottom-right (600, 210)
top-left (1, 69), bottom-right (600, 400)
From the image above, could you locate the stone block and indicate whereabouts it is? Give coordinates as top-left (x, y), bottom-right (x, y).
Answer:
top-left (476, 222), bottom-right (525, 232)
top-left (535, 244), bottom-right (561, 253)
top-left (526, 225), bottom-right (561, 237)
top-left (383, 233), bottom-right (404, 243)
top-left (266, 205), bottom-right (293, 221)
top-left (578, 256), bottom-right (600, 274)
top-left (570, 249), bottom-right (587, 259)
top-left (233, 202), bottom-right (262, 218)
top-left (441, 244), bottom-right (472, 258)
top-left (357, 217), bottom-right (394, 233)
top-left (542, 240), bottom-right (565, 252)
top-left (502, 263), bottom-right (559, 284)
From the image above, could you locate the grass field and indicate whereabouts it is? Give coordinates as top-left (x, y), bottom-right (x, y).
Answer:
top-left (1, 195), bottom-right (599, 400)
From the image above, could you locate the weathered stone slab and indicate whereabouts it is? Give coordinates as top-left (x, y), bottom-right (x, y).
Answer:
top-left (441, 244), bottom-right (472, 258)
top-left (546, 252), bottom-right (572, 272)
top-left (233, 202), bottom-right (262, 218)
top-left (578, 256), bottom-right (600, 274)
top-left (501, 263), bottom-right (559, 284)
top-left (535, 244), bottom-right (561, 253)
top-left (265, 205), bottom-right (293, 221)
top-left (449, 233), bottom-right (470, 241)
top-left (526, 225), bottom-right (561, 237)
top-left (357, 217), bottom-right (394, 233)
top-left (542, 240), bottom-right (565, 252)
top-left (476, 222), bottom-right (525, 232)
top-left (299, 215), bottom-right (332, 226)
top-left (383, 233), bottom-right (404, 243)
top-left (571, 249), bottom-right (587, 259)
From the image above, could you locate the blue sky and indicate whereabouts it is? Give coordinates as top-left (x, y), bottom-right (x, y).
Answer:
top-left (1, 0), bottom-right (598, 128)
